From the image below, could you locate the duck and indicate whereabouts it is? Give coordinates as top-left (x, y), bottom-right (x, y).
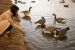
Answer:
top-left (35, 17), bottom-right (46, 24)
top-left (42, 26), bottom-right (69, 41)
top-left (52, 13), bottom-right (66, 24)
top-left (22, 10), bottom-right (32, 23)
top-left (35, 23), bottom-right (46, 30)
top-left (54, 27), bottom-right (69, 41)
top-left (29, 7), bottom-right (32, 12)
top-left (72, 0), bottom-right (75, 3)
top-left (42, 26), bottom-right (57, 40)
top-left (35, 17), bottom-right (46, 30)
top-left (60, 0), bottom-right (65, 3)
top-left (31, 1), bottom-right (36, 3)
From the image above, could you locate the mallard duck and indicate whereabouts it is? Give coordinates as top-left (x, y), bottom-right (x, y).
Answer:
top-left (72, 0), bottom-right (75, 3)
top-left (52, 13), bottom-right (66, 24)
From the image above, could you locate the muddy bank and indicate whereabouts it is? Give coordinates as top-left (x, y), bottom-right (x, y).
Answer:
top-left (0, 28), bottom-right (28, 50)
top-left (0, 0), bottom-right (12, 14)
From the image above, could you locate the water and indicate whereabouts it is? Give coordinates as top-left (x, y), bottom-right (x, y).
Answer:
top-left (11, 0), bottom-right (75, 50)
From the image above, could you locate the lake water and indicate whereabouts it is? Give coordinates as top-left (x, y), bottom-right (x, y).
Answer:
top-left (11, 0), bottom-right (75, 50)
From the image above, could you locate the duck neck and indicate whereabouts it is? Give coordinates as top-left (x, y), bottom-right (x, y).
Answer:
top-left (54, 14), bottom-right (56, 20)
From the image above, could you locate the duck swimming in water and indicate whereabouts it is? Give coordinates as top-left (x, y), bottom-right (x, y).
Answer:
top-left (35, 17), bottom-right (46, 30)
top-left (52, 13), bottom-right (66, 24)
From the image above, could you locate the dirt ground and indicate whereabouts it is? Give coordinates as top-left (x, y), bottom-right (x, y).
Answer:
top-left (0, 0), bottom-right (12, 14)
top-left (0, 28), bottom-right (28, 50)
